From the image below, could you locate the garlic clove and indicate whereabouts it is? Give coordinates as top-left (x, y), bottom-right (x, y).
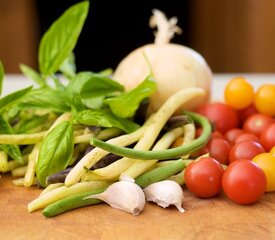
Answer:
top-left (85, 175), bottom-right (145, 216)
top-left (119, 173), bottom-right (135, 182)
top-left (143, 180), bottom-right (185, 213)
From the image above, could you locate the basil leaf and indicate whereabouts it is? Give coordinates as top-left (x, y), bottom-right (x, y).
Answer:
top-left (36, 121), bottom-right (74, 187)
top-left (80, 74), bottom-right (124, 98)
top-left (68, 72), bottom-right (124, 109)
top-left (74, 109), bottom-right (140, 133)
top-left (105, 76), bottom-right (157, 118)
top-left (5, 105), bottom-right (20, 121)
top-left (69, 72), bottom-right (124, 97)
top-left (59, 53), bottom-right (76, 79)
top-left (0, 86), bottom-right (32, 113)
top-left (14, 114), bottom-right (50, 134)
top-left (98, 68), bottom-right (113, 77)
top-left (20, 64), bottom-right (46, 87)
top-left (39, 1), bottom-right (89, 75)
top-left (19, 87), bottom-right (70, 113)
top-left (0, 60), bottom-right (4, 96)
top-left (0, 115), bottom-right (22, 162)
top-left (0, 144), bottom-right (22, 163)
top-left (51, 74), bottom-right (66, 91)
top-left (81, 96), bottom-right (104, 109)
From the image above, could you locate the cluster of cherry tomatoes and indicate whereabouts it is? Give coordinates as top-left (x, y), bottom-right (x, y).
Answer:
top-left (184, 77), bottom-right (275, 205)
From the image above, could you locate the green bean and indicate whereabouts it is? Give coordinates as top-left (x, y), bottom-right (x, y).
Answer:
top-left (42, 159), bottom-right (185, 217)
top-left (0, 113), bottom-right (72, 145)
top-left (156, 160), bottom-right (180, 167)
top-left (0, 131), bottom-right (47, 145)
top-left (91, 111), bottom-right (211, 160)
top-left (181, 123), bottom-right (196, 159)
top-left (0, 151), bottom-right (8, 172)
top-left (168, 171), bottom-right (185, 185)
top-left (42, 188), bottom-right (105, 218)
top-left (6, 159), bottom-right (26, 172)
top-left (0, 128), bottom-right (121, 145)
top-left (65, 115), bottom-right (155, 187)
top-left (13, 177), bottom-right (37, 186)
top-left (24, 144), bottom-right (40, 187)
top-left (74, 128), bottom-right (122, 144)
top-left (135, 159), bottom-right (186, 188)
top-left (28, 180), bottom-right (110, 212)
top-left (123, 126), bottom-right (185, 178)
top-left (88, 89), bottom-right (204, 180)
top-left (40, 183), bottom-right (64, 196)
top-left (11, 166), bottom-right (27, 177)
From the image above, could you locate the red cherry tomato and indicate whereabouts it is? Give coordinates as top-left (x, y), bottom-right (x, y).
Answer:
top-left (192, 129), bottom-right (224, 158)
top-left (184, 157), bottom-right (224, 198)
top-left (190, 145), bottom-right (209, 158)
top-left (197, 103), bottom-right (239, 133)
top-left (222, 159), bottom-right (267, 204)
top-left (208, 138), bottom-right (231, 165)
top-left (243, 113), bottom-right (274, 137)
top-left (211, 130), bottom-right (224, 139)
top-left (195, 128), bottom-right (202, 138)
top-left (224, 128), bottom-right (244, 145)
top-left (196, 128), bottom-right (224, 139)
top-left (260, 123), bottom-right (275, 151)
top-left (229, 140), bottom-right (265, 164)
top-left (234, 133), bottom-right (260, 144)
top-left (237, 104), bottom-right (258, 126)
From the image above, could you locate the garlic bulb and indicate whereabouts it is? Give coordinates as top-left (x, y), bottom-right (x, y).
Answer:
top-left (143, 180), bottom-right (185, 213)
top-left (85, 174), bottom-right (145, 216)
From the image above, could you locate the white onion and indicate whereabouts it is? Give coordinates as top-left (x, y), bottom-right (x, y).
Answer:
top-left (113, 9), bottom-right (212, 114)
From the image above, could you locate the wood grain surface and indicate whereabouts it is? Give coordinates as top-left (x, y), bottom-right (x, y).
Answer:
top-left (1, 174), bottom-right (275, 240)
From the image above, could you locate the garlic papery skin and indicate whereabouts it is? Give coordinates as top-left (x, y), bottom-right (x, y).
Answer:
top-left (85, 174), bottom-right (145, 216)
top-left (143, 180), bottom-right (185, 213)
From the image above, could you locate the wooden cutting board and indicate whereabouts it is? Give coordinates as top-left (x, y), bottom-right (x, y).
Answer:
top-left (1, 174), bottom-right (275, 240)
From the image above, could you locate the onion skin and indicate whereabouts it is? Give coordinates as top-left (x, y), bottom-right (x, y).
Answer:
top-left (113, 43), bottom-right (212, 114)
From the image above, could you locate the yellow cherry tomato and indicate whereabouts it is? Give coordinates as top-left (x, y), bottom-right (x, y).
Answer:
top-left (254, 84), bottom-right (275, 117)
top-left (270, 146), bottom-right (275, 155)
top-left (252, 152), bottom-right (275, 192)
top-left (224, 77), bottom-right (254, 110)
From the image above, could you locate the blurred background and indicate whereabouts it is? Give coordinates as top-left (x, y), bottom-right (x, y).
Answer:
top-left (1, 0), bottom-right (275, 73)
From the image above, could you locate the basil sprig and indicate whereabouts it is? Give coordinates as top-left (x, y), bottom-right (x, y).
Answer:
top-left (0, 115), bottom-right (22, 162)
top-left (19, 64), bottom-right (46, 87)
top-left (36, 121), bottom-right (74, 188)
top-left (38, 1), bottom-right (89, 76)
top-left (74, 109), bottom-right (140, 133)
top-left (0, 1), bottom-right (157, 182)
top-left (0, 86), bottom-right (32, 113)
top-left (105, 75), bottom-right (156, 118)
